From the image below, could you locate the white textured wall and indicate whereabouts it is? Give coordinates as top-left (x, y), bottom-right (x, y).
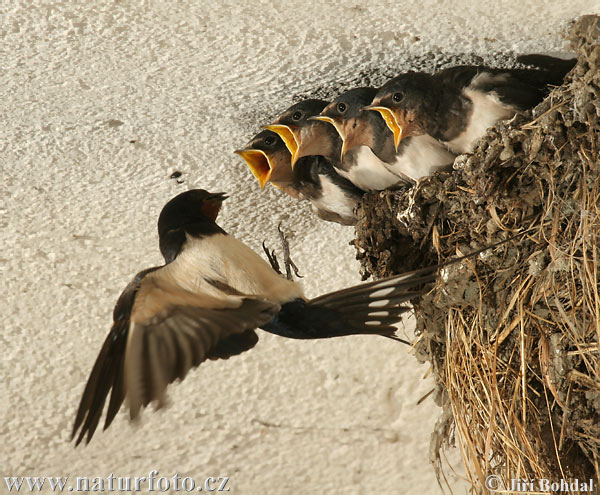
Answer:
top-left (2, 2), bottom-right (597, 494)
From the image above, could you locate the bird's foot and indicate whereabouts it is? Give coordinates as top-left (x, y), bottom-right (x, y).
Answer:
top-left (277, 223), bottom-right (302, 281)
top-left (262, 242), bottom-right (282, 275)
top-left (262, 224), bottom-right (302, 281)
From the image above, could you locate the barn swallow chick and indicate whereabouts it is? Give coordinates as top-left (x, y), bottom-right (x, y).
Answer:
top-left (236, 130), bottom-right (363, 225)
top-left (234, 130), bottom-right (296, 194)
top-left (264, 99), bottom-right (330, 165)
top-left (315, 87), bottom-right (455, 181)
top-left (266, 99), bottom-right (406, 191)
top-left (72, 189), bottom-right (439, 444)
top-left (367, 57), bottom-right (575, 154)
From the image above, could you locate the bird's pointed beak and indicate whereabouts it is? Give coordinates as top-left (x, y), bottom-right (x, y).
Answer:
top-left (309, 115), bottom-right (342, 136)
top-left (290, 149), bottom-right (301, 167)
top-left (364, 105), bottom-right (404, 151)
top-left (202, 192), bottom-right (229, 221)
top-left (339, 118), bottom-right (367, 159)
top-left (234, 149), bottom-right (273, 189)
top-left (340, 139), bottom-right (350, 161)
top-left (263, 124), bottom-right (301, 166)
top-left (309, 115), bottom-right (347, 161)
top-left (207, 192), bottom-right (229, 202)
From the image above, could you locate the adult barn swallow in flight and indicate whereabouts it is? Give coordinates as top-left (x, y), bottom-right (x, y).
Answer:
top-left (72, 189), bottom-right (439, 444)
top-left (266, 99), bottom-right (406, 191)
top-left (236, 130), bottom-right (363, 225)
top-left (315, 87), bottom-right (455, 181)
top-left (367, 56), bottom-right (576, 154)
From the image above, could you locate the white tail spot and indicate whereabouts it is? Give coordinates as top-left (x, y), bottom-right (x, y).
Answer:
top-left (368, 311), bottom-right (389, 317)
top-left (365, 321), bottom-right (382, 326)
top-left (370, 287), bottom-right (395, 298)
top-left (368, 299), bottom-right (390, 308)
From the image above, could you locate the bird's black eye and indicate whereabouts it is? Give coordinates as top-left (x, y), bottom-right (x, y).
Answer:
top-left (292, 111), bottom-right (302, 121)
top-left (337, 102), bottom-right (347, 113)
top-left (264, 136), bottom-right (275, 145)
top-left (392, 92), bottom-right (404, 103)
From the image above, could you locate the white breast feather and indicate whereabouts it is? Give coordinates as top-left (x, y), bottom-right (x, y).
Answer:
top-left (345, 146), bottom-right (404, 190)
top-left (447, 73), bottom-right (516, 154)
top-left (163, 233), bottom-right (304, 302)
top-left (311, 175), bottom-right (356, 220)
top-left (386, 135), bottom-right (455, 179)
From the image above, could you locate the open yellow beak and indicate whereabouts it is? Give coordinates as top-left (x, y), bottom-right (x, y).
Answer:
top-left (310, 115), bottom-right (344, 139)
top-left (263, 124), bottom-right (301, 166)
top-left (364, 105), bottom-right (404, 151)
top-left (309, 115), bottom-right (348, 161)
top-left (234, 149), bottom-right (272, 189)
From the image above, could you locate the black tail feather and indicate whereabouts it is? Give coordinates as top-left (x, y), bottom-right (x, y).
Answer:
top-left (260, 269), bottom-right (438, 339)
top-left (261, 231), bottom-right (532, 341)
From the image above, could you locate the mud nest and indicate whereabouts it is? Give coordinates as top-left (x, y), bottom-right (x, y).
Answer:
top-left (353, 16), bottom-right (600, 492)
